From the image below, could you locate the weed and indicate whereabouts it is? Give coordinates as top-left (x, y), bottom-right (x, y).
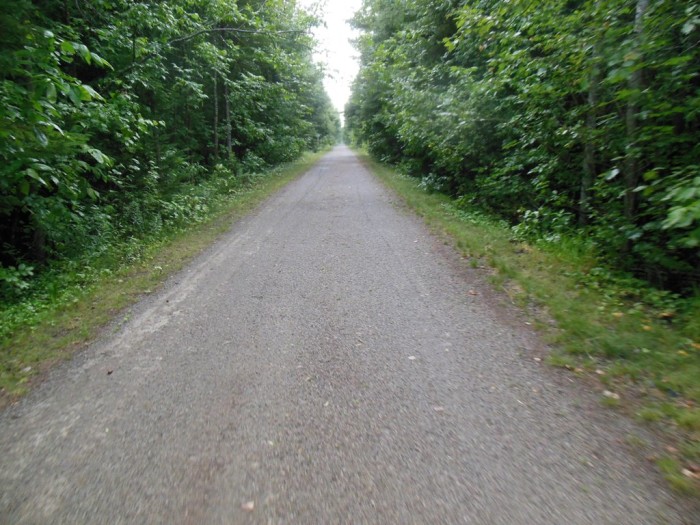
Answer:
top-left (637, 407), bottom-right (666, 423)
top-left (546, 353), bottom-right (578, 370)
top-left (625, 434), bottom-right (649, 449)
top-left (601, 395), bottom-right (622, 409)
top-left (658, 456), bottom-right (697, 494)
top-left (678, 409), bottom-right (700, 432)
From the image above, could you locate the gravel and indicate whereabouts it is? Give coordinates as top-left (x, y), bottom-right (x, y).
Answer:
top-left (0, 146), bottom-right (695, 524)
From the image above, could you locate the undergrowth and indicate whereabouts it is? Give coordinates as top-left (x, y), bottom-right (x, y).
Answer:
top-left (362, 152), bottom-right (700, 496)
top-left (0, 151), bottom-right (325, 400)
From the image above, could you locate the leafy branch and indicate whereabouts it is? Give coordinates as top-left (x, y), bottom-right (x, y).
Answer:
top-left (118, 26), bottom-right (309, 76)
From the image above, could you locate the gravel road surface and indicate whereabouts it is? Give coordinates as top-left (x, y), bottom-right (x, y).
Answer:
top-left (0, 146), bottom-right (695, 524)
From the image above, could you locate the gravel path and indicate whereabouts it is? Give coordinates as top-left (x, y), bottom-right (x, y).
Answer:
top-left (0, 146), bottom-right (694, 524)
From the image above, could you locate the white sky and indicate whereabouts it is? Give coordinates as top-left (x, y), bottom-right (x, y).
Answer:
top-left (299, 0), bottom-right (363, 120)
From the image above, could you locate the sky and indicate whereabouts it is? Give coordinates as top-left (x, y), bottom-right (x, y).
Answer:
top-left (299, 0), bottom-right (364, 120)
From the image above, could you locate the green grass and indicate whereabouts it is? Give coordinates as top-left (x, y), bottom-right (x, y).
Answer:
top-left (0, 151), bottom-right (326, 404)
top-left (359, 152), bottom-right (700, 496)
top-left (658, 456), bottom-right (699, 494)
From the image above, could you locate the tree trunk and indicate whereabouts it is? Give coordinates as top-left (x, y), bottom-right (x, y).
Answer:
top-left (213, 74), bottom-right (219, 159)
top-left (152, 99), bottom-right (161, 165)
top-left (31, 219), bottom-right (46, 264)
top-left (185, 99), bottom-right (191, 133)
top-left (580, 43), bottom-right (600, 226)
top-left (224, 80), bottom-right (232, 158)
top-left (623, 0), bottom-right (649, 223)
top-left (155, 125), bottom-right (161, 165)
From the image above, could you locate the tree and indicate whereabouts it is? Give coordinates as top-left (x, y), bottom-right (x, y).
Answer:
top-left (347, 0), bottom-right (700, 290)
top-left (0, 0), bottom-right (339, 295)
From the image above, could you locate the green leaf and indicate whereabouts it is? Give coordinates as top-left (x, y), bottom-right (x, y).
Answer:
top-left (68, 87), bottom-right (82, 106)
top-left (33, 127), bottom-right (48, 147)
top-left (60, 40), bottom-right (75, 55)
top-left (87, 148), bottom-right (109, 165)
top-left (663, 208), bottom-right (694, 229)
top-left (604, 168), bottom-right (620, 181)
top-left (37, 121), bottom-right (64, 135)
top-left (677, 187), bottom-right (699, 202)
top-left (25, 168), bottom-right (47, 187)
top-left (46, 82), bottom-right (57, 102)
top-left (606, 68), bottom-right (630, 84)
top-left (75, 44), bottom-right (91, 64)
top-left (662, 56), bottom-right (692, 67)
top-left (90, 52), bottom-right (112, 69)
top-left (79, 84), bottom-right (102, 101)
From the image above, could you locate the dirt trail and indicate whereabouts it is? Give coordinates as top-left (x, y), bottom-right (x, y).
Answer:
top-left (0, 146), bottom-right (693, 524)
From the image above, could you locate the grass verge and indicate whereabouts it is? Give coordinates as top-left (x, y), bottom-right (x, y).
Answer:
top-left (360, 152), bottom-right (700, 496)
top-left (0, 151), bottom-right (326, 405)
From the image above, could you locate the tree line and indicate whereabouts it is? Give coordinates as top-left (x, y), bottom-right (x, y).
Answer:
top-left (346, 0), bottom-right (699, 292)
top-left (0, 0), bottom-right (340, 295)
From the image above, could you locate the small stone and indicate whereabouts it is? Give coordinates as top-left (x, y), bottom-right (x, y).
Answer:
top-left (682, 469), bottom-right (698, 479)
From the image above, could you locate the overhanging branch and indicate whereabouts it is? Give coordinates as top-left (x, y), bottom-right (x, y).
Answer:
top-left (168, 27), bottom-right (306, 46)
top-left (116, 26), bottom-right (309, 77)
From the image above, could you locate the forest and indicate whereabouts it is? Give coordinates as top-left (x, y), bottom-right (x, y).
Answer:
top-left (0, 0), bottom-right (340, 298)
top-left (346, 0), bottom-right (700, 293)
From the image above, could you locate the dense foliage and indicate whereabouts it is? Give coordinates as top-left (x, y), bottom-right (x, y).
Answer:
top-left (346, 0), bottom-right (700, 291)
top-left (0, 0), bottom-right (339, 296)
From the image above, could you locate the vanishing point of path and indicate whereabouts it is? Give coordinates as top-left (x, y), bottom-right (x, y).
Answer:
top-left (0, 146), bottom-right (694, 524)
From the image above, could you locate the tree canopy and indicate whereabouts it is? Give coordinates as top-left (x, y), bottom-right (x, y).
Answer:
top-left (346, 0), bottom-right (700, 291)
